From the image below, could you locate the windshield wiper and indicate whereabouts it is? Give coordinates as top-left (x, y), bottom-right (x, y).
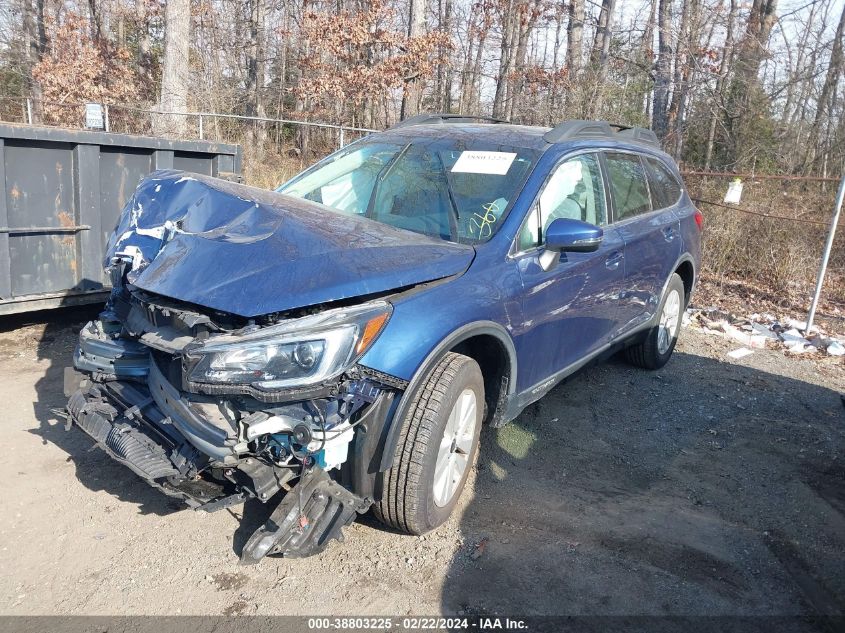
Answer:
top-left (365, 144), bottom-right (411, 219)
top-left (437, 153), bottom-right (461, 242)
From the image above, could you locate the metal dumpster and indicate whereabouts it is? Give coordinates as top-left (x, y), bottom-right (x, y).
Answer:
top-left (0, 124), bottom-right (241, 315)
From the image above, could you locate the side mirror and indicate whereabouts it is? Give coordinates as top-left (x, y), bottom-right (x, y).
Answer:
top-left (545, 218), bottom-right (603, 253)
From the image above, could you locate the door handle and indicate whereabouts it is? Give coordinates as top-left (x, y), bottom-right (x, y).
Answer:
top-left (605, 251), bottom-right (623, 270)
top-left (662, 227), bottom-right (676, 241)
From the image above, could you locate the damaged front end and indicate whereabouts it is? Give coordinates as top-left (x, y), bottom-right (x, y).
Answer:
top-left (65, 256), bottom-right (405, 562)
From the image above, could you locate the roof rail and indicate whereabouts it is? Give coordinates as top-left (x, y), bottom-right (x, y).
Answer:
top-left (391, 113), bottom-right (510, 128)
top-left (543, 120), bottom-right (615, 143)
top-left (611, 124), bottom-right (660, 147)
top-left (543, 119), bottom-right (662, 148)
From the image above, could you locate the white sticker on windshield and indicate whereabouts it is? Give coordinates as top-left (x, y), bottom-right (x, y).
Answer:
top-left (451, 151), bottom-right (517, 175)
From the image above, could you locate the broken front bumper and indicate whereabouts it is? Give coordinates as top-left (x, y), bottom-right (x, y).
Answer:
top-left (66, 375), bottom-right (375, 560)
top-left (66, 375), bottom-right (235, 507)
top-left (65, 304), bottom-right (404, 560)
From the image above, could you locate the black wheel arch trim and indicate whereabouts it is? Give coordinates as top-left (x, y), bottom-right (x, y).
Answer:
top-left (373, 320), bottom-right (518, 472)
top-left (664, 252), bottom-right (697, 306)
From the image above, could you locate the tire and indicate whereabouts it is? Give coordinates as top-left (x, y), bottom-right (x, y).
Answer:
top-left (625, 273), bottom-right (685, 370)
top-left (373, 352), bottom-right (484, 535)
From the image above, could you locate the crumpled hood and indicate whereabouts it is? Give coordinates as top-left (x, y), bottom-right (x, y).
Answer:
top-left (106, 170), bottom-right (475, 318)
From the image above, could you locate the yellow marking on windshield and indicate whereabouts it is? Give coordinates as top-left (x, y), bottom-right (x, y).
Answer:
top-left (469, 201), bottom-right (500, 239)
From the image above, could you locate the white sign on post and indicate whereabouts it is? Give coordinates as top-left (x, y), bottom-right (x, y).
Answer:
top-left (85, 103), bottom-right (104, 129)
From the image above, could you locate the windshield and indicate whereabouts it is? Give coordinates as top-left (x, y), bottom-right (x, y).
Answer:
top-left (277, 137), bottom-right (538, 243)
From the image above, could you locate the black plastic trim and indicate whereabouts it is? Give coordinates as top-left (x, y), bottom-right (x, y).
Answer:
top-left (391, 113), bottom-right (510, 128)
top-left (543, 119), bottom-right (661, 149)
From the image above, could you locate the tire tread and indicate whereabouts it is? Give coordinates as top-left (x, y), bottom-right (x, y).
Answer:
top-left (373, 352), bottom-right (474, 534)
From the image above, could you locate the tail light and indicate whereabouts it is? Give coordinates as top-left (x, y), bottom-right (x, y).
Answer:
top-left (693, 208), bottom-right (704, 230)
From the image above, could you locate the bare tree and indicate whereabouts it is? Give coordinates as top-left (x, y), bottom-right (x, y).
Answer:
top-left (704, 0), bottom-right (737, 169)
top-left (245, 0), bottom-right (268, 154)
top-left (652, 0), bottom-right (673, 138)
top-left (21, 0), bottom-right (47, 121)
top-left (154, 0), bottom-right (191, 137)
top-left (566, 0), bottom-right (585, 78)
top-left (735, 0), bottom-right (779, 86)
top-left (2, 0), bottom-right (844, 180)
top-left (492, 0), bottom-right (516, 119)
top-left (401, 0), bottom-right (428, 119)
top-left (807, 3), bottom-right (845, 168)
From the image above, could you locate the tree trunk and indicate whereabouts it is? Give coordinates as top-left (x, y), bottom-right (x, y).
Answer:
top-left (589, 0), bottom-right (615, 68)
top-left (434, 0), bottom-right (453, 111)
top-left (154, 0), bottom-right (190, 137)
top-left (468, 15), bottom-right (489, 114)
top-left (507, 1), bottom-right (535, 120)
top-left (87, 0), bottom-right (101, 41)
top-left (458, 5), bottom-right (477, 114)
top-left (136, 0), bottom-right (153, 86)
top-left (23, 0), bottom-right (47, 123)
top-left (668, 0), bottom-right (698, 158)
top-left (640, 0), bottom-right (657, 118)
top-left (246, 0), bottom-right (268, 156)
top-left (548, 2), bottom-right (565, 116)
top-left (566, 0), bottom-right (584, 77)
top-left (704, 0), bottom-right (736, 169)
top-left (728, 0), bottom-right (778, 167)
top-left (781, 0), bottom-right (818, 124)
top-left (652, 0), bottom-right (673, 139)
top-left (492, 0), bottom-right (516, 119)
top-left (401, 0), bottom-right (428, 119)
top-left (808, 3), bottom-right (845, 169)
top-left (442, 0), bottom-right (453, 111)
top-left (587, 0), bottom-right (616, 115)
top-left (735, 0), bottom-right (778, 86)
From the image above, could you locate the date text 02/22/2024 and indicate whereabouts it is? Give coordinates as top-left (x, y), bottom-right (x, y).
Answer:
top-left (306, 617), bottom-right (529, 630)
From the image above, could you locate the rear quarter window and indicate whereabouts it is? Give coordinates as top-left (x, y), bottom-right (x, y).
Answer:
top-left (644, 157), bottom-right (683, 209)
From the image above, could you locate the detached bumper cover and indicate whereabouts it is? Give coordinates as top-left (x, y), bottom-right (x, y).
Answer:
top-left (66, 380), bottom-right (215, 506)
top-left (241, 467), bottom-right (371, 563)
top-left (68, 376), bottom-right (374, 561)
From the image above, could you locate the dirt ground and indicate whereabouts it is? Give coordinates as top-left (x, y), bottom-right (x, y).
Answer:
top-left (0, 305), bottom-right (843, 618)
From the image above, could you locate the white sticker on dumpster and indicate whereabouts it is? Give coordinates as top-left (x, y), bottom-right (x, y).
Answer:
top-left (451, 151), bottom-right (517, 175)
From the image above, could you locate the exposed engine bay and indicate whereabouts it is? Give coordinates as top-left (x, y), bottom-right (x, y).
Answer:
top-left (65, 255), bottom-right (406, 562)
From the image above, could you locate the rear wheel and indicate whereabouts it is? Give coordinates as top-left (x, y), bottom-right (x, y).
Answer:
top-left (625, 273), bottom-right (685, 370)
top-left (373, 352), bottom-right (484, 535)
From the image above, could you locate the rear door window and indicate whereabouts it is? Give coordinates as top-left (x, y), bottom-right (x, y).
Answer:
top-left (604, 152), bottom-right (652, 221)
top-left (644, 157), bottom-right (682, 209)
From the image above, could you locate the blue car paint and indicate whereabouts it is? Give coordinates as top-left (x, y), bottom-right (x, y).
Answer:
top-left (358, 135), bottom-right (700, 414)
top-left (107, 171), bottom-right (475, 318)
top-left (110, 128), bottom-right (700, 428)
top-left (513, 225), bottom-right (626, 389)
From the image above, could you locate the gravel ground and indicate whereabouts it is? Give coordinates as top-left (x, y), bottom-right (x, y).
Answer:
top-left (0, 306), bottom-right (843, 617)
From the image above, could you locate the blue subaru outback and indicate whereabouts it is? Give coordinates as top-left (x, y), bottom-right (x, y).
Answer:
top-left (65, 116), bottom-right (702, 562)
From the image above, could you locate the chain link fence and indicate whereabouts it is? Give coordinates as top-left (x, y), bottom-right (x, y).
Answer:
top-left (0, 96), bottom-right (378, 188)
top-left (683, 173), bottom-right (844, 310)
top-left (0, 96), bottom-right (376, 151)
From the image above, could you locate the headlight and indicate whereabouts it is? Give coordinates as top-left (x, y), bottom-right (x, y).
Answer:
top-left (186, 302), bottom-right (391, 389)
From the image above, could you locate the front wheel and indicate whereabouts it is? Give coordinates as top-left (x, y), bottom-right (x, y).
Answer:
top-left (625, 273), bottom-right (685, 370)
top-left (373, 352), bottom-right (484, 535)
